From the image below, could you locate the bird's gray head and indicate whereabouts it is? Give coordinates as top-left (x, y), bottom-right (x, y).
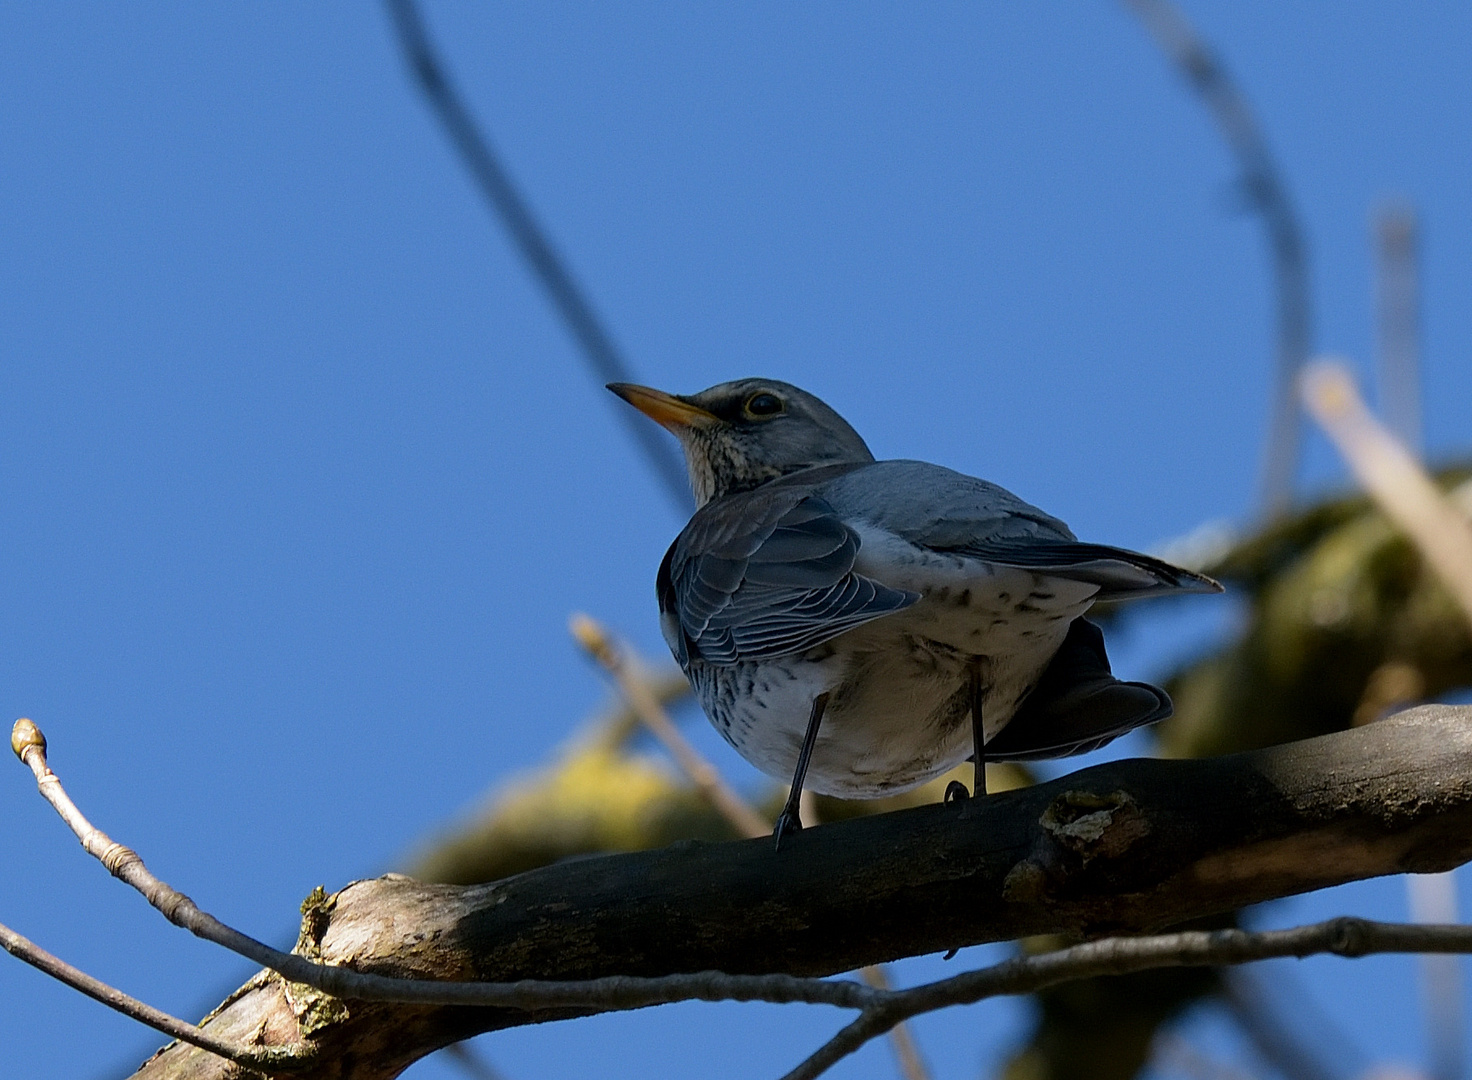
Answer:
top-left (608, 378), bottom-right (874, 506)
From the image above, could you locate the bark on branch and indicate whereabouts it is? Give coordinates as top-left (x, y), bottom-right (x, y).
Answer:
top-left (132, 704), bottom-right (1472, 1079)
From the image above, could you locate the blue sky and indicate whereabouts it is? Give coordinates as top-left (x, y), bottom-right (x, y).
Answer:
top-left (2, 3), bottom-right (1470, 1078)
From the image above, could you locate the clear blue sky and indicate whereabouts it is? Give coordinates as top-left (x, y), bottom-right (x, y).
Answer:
top-left (2, 3), bottom-right (1470, 1078)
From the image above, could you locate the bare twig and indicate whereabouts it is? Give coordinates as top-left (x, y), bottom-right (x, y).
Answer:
top-left (9, 718), bottom-right (355, 993)
top-left (1300, 361), bottom-right (1472, 630)
top-left (11, 712), bottom-right (869, 1013)
top-left (571, 615), bottom-right (932, 1080)
top-left (1121, 0), bottom-right (1311, 516)
top-left (382, 0), bottom-right (691, 509)
top-left (8, 714), bottom-right (873, 1014)
top-left (569, 614), bottom-right (772, 839)
top-left (858, 965), bottom-right (930, 1080)
top-left (583, 667), bottom-right (694, 753)
top-left (779, 919), bottom-right (1472, 1080)
top-left (0, 917), bottom-right (314, 1072)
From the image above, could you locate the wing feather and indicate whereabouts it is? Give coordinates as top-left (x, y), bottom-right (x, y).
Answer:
top-left (950, 539), bottom-right (1222, 599)
top-left (817, 461), bottom-right (1220, 601)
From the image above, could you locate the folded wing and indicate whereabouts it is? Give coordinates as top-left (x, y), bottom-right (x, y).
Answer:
top-left (659, 491), bottom-right (919, 666)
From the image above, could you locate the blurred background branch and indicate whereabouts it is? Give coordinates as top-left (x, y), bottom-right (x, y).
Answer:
top-left (383, 0), bottom-right (691, 509)
top-left (1300, 361), bottom-right (1472, 632)
top-left (569, 613), bottom-right (772, 840)
top-left (1375, 204), bottom-right (1422, 456)
top-left (1120, 0), bottom-right (1311, 517)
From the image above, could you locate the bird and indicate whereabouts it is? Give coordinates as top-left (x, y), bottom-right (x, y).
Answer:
top-left (608, 378), bottom-right (1222, 847)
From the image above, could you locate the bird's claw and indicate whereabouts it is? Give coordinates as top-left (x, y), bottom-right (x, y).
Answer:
top-left (772, 808), bottom-right (803, 851)
top-left (944, 780), bottom-right (971, 804)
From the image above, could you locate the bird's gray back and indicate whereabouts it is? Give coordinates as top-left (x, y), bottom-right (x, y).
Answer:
top-left (807, 460), bottom-right (1078, 547)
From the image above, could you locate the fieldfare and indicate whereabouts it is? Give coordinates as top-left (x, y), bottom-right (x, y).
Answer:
top-left (610, 379), bottom-right (1221, 847)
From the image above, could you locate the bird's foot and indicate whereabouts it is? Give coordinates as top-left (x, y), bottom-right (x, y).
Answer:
top-left (943, 780), bottom-right (971, 803)
top-left (772, 808), bottom-right (803, 851)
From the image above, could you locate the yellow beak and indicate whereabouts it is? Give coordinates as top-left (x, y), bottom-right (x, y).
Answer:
top-left (607, 383), bottom-right (719, 432)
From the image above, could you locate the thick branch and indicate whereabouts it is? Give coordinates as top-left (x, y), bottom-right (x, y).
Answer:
top-left (127, 704), bottom-right (1472, 1079)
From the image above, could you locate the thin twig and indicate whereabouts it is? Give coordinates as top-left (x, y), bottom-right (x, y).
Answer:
top-left (1121, 0), bottom-right (1311, 516)
top-left (0, 918), bottom-right (315, 1072)
top-left (8, 715), bottom-right (873, 1012)
top-left (858, 965), bottom-right (930, 1080)
top-left (571, 616), bottom-right (933, 1080)
top-left (584, 668), bottom-right (694, 753)
top-left (778, 919), bottom-right (1472, 1080)
top-left (382, 0), bottom-right (691, 510)
top-left (1300, 360), bottom-right (1472, 631)
top-left (16, 717), bottom-right (1472, 1080)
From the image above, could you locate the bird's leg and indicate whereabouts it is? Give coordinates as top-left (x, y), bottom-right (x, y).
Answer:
top-left (773, 692), bottom-right (829, 851)
top-left (945, 663), bottom-right (987, 802)
top-left (973, 689), bottom-right (988, 797)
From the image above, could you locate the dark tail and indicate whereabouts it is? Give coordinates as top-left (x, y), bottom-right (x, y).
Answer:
top-left (983, 617), bottom-right (1171, 761)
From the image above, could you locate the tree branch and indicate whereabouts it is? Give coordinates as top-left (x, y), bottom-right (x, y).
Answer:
top-left (0, 919), bottom-right (314, 1072)
top-left (12, 706), bottom-right (1472, 1079)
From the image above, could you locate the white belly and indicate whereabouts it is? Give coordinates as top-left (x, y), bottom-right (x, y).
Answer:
top-left (690, 543), bottom-right (1098, 798)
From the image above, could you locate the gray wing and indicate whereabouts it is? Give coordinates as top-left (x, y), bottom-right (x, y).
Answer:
top-left (941, 538), bottom-right (1220, 599)
top-left (818, 460), bottom-right (1222, 600)
top-left (658, 489), bottom-right (919, 667)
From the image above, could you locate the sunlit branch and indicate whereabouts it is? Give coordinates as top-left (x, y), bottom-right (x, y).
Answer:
top-left (1301, 361), bottom-right (1472, 631)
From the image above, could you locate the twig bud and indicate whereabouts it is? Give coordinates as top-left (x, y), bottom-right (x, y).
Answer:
top-left (11, 718), bottom-right (45, 762)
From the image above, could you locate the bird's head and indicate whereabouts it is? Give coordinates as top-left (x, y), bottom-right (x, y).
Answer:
top-left (608, 379), bottom-right (874, 506)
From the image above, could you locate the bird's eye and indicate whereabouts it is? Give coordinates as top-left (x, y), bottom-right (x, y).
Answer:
top-left (745, 393), bottom-right (784, 418)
